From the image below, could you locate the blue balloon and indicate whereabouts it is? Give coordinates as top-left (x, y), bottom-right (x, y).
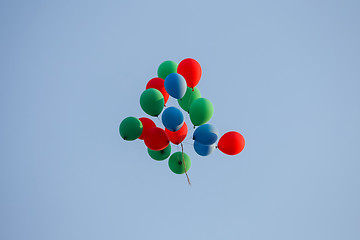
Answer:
top-left (161, 107), bottom-right (184, 132)
top-left (164, 73), bottom-right (187, 99)
top-left (194, 141), bottom-right (216, 156)
top-left (193, 124), bottom-right (219, 145)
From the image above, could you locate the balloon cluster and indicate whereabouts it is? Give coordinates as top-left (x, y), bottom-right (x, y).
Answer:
top-left (119, 58), bottom-right (245, 183)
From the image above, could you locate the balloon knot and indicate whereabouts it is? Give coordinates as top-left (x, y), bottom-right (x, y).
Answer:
top-left (192, 88), bottom-right (194, 92)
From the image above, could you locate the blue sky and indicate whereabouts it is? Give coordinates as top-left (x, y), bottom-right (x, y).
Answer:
top-left (1, 1), bottom-right (360, 239)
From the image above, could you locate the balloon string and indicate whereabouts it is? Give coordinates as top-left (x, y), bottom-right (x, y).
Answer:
top-left (156, 116), bottom-right (164, 128)
top-left (181, 143), bottom-right (191, 186)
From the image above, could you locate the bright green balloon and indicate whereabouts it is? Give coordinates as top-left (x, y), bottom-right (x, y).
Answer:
top-left (157, 60), bottom-right (178, 80)
top-left (189, 98), bottom-right (214, 126)
top-left (148, 144), bottom-right (171, 161)
top-left (119, 117), bottom-right (143, 141)
top-left (168, 152), bottom-right (191, 174)
top-left (178, 87), bottom-right (201, 112)
top-left (140, 88), bottom-right (164, 116)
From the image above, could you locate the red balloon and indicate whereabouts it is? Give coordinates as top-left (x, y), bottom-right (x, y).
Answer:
top-left (177, 58), bottom-right (202, 89)
top-left (144, 127), bottom-right (169, 151)
top-left (165, 122), bottom-right (188, 145)
top-left (218, 131), bottom-right (245, 155)
top-left (146, 77), bottom-right (169, 105)
top-left (138, 117), bottom-right (156, 140)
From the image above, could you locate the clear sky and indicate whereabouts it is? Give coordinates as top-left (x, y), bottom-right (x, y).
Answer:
top-left (1, 0), bottom-right (360, 239)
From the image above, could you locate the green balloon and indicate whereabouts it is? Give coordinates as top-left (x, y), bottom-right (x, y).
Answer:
top-left (189, 98), bottom-right (214, 126)
top-left (168, 152), bottom-right (191, 174)
top-left (148, 144), bottom-right (171, 161)
top-left (157, 60), bottom-right (178, 80)
top-left (140, 88), bottom-right (164, 116)
top-left (178, 87), bottom-right (201, 112)
top-left (119, 117), bottom-right (143, 141)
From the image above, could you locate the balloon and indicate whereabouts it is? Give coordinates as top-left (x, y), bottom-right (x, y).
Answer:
top-left (189, 98), bottom-right (214, 126)
top-left (218, 131), bottom-right (245, 155)
top-left (140, 88), bottom-right (164, 116)
top-left (119, 117), bottom-right (143, 141)
top-left (193, 124), bottom-right (219, 145)
top-left (165, 122), bottom-right (188, 145)
top-left (161, 107), bottom-right (184, 132)
top-left (193, 141), bottom-right (216, 156)
top-left (168, 152), bottom-right (191, 174)
top-left (138, 117), bottom-right (156, 140)
top-left (177, 58), bottom-right (202, 89)
top-left (158, 60), bottom-right (178, 80)
top-left (148, 144), bottom-right (171, 161)
top-left (164, 73), bottom-right (187, 99)
top-left (146, 77), bottom-right (169, 105)
top-left (178, 87), bottom-right (201, 112)
top-left (144, 127), bottom-right (169, 151)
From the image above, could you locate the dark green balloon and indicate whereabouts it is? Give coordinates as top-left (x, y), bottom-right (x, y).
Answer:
top-left (168, 152), bottom-right (191, 174)
top-left (178, 87), bottom-right (201, 112)
top-left (140, 88), bottom-right (164, 116)
top-left (189, 98), bottom-right (214, 126)
top-left (119, 117), bottom-right (143, 141)
top-left (157, 60), bottom-right (178, 80)
top-left (148, 144), bottom-right (171, 161)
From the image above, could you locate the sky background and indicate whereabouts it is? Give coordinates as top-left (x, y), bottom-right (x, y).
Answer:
top-left (1, 0), bottom-right (360, 239)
